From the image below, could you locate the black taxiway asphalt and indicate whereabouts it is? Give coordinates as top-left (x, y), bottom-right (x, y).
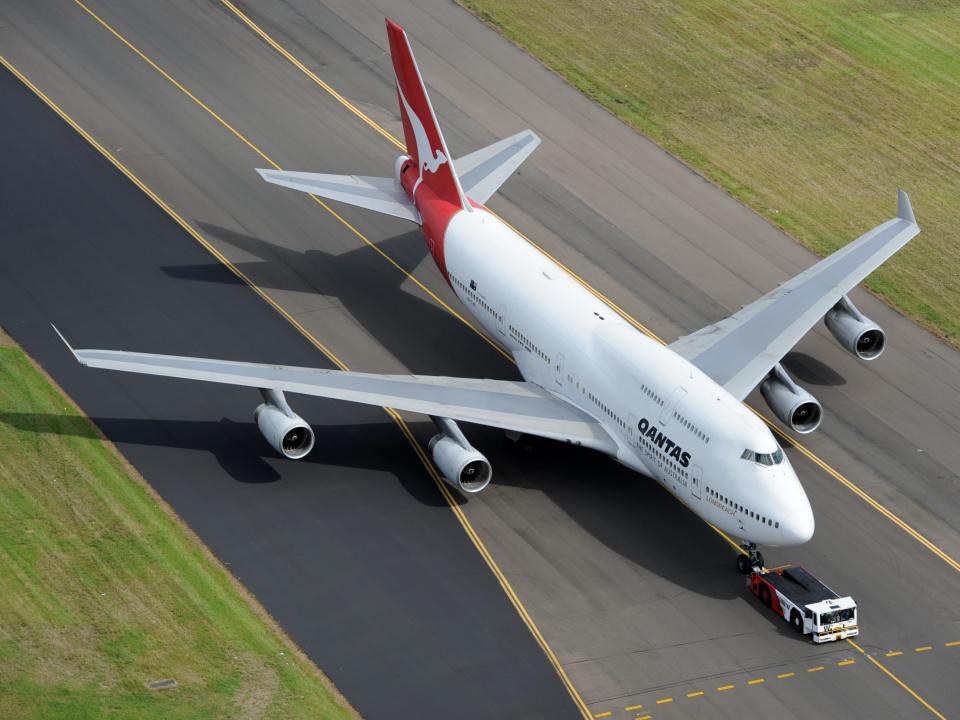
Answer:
top-left (0, 65), bottom-right (581, 720)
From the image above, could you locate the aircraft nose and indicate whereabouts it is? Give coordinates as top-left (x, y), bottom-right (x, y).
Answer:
top-left (781, 506), bottom-right (815, 545)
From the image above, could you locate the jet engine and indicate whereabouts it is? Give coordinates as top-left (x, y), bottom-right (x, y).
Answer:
top-left (825, 295), bottom-right (886, 360)
top-left (760, 364), bottom-right (823, 434)
top-left (254, 389), bottom-right (315, 459)
top-left (429, 417), bottom-right (492, 494)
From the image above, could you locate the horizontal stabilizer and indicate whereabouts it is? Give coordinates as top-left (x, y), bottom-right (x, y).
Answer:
top-left (455, 130), bottom-right (541, 205)
top-left (257, 169), bottom-right (420, 223)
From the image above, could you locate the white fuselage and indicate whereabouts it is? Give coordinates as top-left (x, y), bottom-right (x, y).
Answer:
top-left (441, 208), bottom-right (814, 547)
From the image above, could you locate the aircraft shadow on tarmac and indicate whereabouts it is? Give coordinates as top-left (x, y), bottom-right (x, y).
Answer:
top-left (782, 351), bottom-right (847, 386)
top-left (464, 424), bottom-right (750, 600)
top-left (161, 222), bottom-right (519, 381)
top-left (0, 412), bottom-right (450, 507)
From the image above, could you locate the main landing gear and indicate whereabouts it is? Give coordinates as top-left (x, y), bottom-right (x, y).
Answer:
top-left (737, 543), bottom-right (764, 574)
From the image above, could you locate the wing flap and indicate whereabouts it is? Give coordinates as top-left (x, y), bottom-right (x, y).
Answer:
top-left (60, 339), bottom-right (614, 451)
top-left (257, 169), bottom-right (420, 223)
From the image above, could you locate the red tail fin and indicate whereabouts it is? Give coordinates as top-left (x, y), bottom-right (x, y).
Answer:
top-left (386, 19), bottom-right (469, 211)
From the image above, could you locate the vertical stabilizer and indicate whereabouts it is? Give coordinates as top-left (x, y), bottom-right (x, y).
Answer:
top-left (386, 19), bottom-right (470, 212)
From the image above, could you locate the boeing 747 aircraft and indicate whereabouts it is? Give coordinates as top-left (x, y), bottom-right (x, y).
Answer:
top-left (57, 19), bottom-right (920, 571)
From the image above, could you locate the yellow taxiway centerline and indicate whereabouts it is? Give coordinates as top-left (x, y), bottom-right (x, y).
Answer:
top-left (847, 639), bottom-right (946, 720)
top-left (0, 49), bottom-right (592, 720)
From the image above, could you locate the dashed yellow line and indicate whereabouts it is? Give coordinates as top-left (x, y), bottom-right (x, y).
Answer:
top-left (847, 639), bottom-right (946, 720)
top-left (686, 690), bottom-right (704, 698)
top-left (638, 716), bottom-right (652, 720)
top-left (593, 713), bottom-right (611, 719)
top-left (886, 651), bottom-right (904, 657)
top-left (777, 672), bottom-right (796, 679)
top-left (915, 646), bottom-right (933, 652)
top-left (624, 704), bottom-right (643, 712)
top-left (0, 45), bottom-right (593, 720)
top-left (716, 684), bottom-right (735, 692)
top-left (748, 677), bottom-right (765, 685)
top-left (838, 659), bottom-right (856, 666)
top-left (946, 641), bottom-right (960, 647)
top-left (807, 666), bottom-right (825, 673)
top-left (655, 697), bottom-right (673, 704)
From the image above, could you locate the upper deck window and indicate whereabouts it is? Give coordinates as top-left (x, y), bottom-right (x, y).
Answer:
top-left (740, 447), bottom-right (785, 466)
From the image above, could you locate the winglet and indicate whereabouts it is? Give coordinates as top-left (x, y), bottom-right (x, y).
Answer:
top-left (51, 324), bottom-right (82, 364)
top-left (897, 189), bottom-right (917, 225)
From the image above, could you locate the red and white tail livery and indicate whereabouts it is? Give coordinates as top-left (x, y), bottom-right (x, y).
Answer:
top-left (65, 18), bottom-right (921, 572)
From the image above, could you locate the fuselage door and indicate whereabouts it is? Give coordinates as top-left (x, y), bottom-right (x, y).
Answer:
top-left (691, 464), bottom-right (703, 500)
top-left (659, 387), bottom-right (687, 426)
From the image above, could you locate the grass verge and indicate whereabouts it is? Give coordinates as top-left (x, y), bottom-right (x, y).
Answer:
top-left (461, 0), bottom-right (960, 343)
top-left (0, 328), bottom-right (356, 720)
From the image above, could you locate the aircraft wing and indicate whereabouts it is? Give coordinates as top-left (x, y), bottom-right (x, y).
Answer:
top-left (668, 191), bottom-right (920, 400)
top-left (257, 170), bottom-right (421, 223)
top-left (454, 130), bottom-right (541, 205)
top-left (56, 332), bottom-right (615, 452)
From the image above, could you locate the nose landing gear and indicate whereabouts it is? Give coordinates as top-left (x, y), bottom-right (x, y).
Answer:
top-left (737, 543), bottom-right (764, 574)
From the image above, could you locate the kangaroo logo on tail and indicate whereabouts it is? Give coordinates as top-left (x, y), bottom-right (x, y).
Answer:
top-left (398, 82), bottom-right (447, 174)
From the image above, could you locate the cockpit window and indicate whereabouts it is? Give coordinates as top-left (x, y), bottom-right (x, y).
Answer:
top-left (740, 447), bottom-right (784, 466)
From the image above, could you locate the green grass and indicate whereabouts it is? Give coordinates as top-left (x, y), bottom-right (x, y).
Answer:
top-left (462, 0), bottom-right (960, 342)
top-left (0, 332), bottom-right (355, 720)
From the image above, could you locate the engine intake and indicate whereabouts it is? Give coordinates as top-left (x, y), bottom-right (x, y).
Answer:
top-left (429, 417), bottom-right (492, 494)
top-left (761, 364), bottom-right (823, 434)
top-left (255, 389), bottom-right (315, 459)
top-left (825, 295), bottom-right (886, 360)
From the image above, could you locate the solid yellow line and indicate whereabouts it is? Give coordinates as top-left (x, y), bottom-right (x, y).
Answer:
top-left (716, 684), bottom-right (734, 691)
top-left (687, 690), bottom-right (704, 698)
top-left (69, 0), bottom-right (512, 367)
top-left (215, 0), bottom-right (960, 578)
top-left (838, 659), bottom-right (856, 666)
top-left (807, 666), bottom-right (825, 673)
top-left (0, 51), bottom-right (590, 720)
top-left (777, 672), bottom-right (795, 679)
top-left (220, 0), bottom-right (403, 150)
top-left (848, 639), bottom-right (946, 720)
top-left (624, 704), bottom-right (643, 711)
top-left (915, 646), bottom-right (933, 652)
top-left (747, 678), bottom-right (765, 685)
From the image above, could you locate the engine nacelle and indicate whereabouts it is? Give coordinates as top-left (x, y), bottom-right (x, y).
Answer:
top-left (429, 435), bottom-right (492, 493)
top-left (825, 295), bottom-right (886, 360)
top-left (760, 364), bottom-right (823, 434)
top-left (254, 389), bottom-right (314, 459)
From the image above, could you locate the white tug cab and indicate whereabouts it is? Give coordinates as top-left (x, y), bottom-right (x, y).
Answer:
top-left (749, 565), bottom-right (858, 643)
